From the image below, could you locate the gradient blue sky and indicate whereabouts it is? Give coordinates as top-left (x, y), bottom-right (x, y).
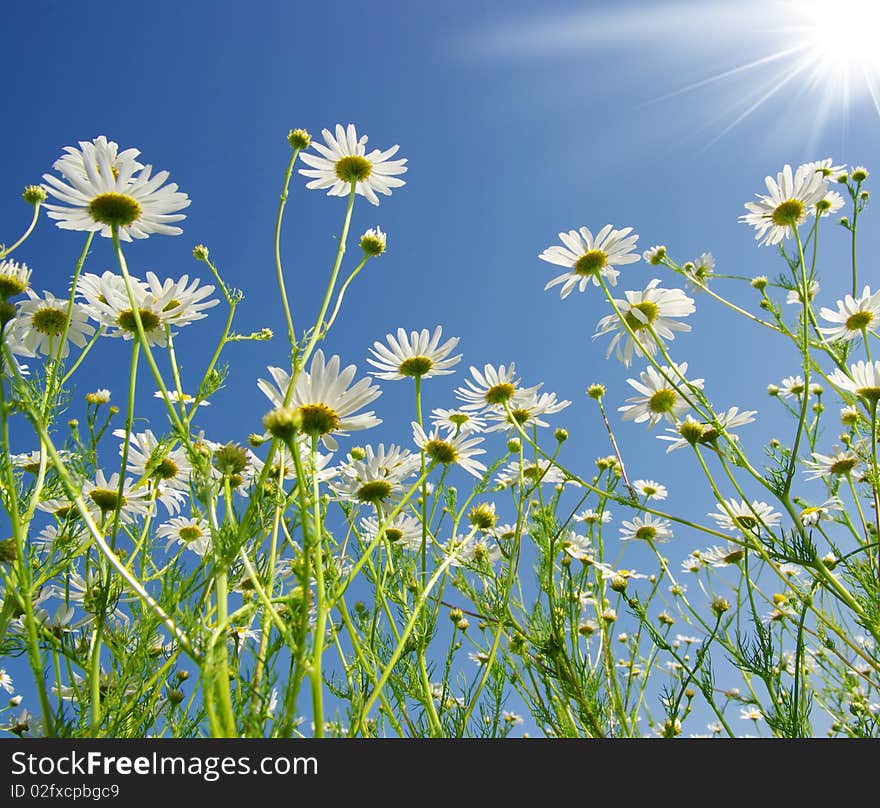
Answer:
top-left (4, 0), bottom-right (880, 733)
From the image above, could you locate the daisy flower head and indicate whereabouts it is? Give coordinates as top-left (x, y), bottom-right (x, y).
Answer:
top-left (76, 270), bottom-right (178, 347)
top-left (82, 469), bottom-right (152, 524)
top-left (709, 498), bottom-right (782, 534)
top-left (779, 375), bottom-right (806, 398)
top-left (657, 407), bottom-right (756, 452)
top-left (298, 123), bottom-right (407, 206)
top-left (156, 516), bottom-right (211, 557)
top-left (619, 514), bottom-right (673, 543)
top-left (800, 158), bottom-right (847, 181)
top-left (799, 497), bottom-right (843, 527)
top-left (430, 407), bottom-right (486, 435)
top-left (114, 428), bottom-right (191, 514)
top-left (618, 362), bottom-right (703, 427)
top-left (257, 350), bottom-right (382, 451)
top-left (331, 443), bottom-right (420, 505)
top-left (560, 529), bottom-right (593, 562)
top-left (10, 289), bottom-right (94, 358)
top-left (495, 458), bottom-right (567, 489)
top-left (700, 543), bottom-right (747, 567)
top-left (359, 226), bottom-right (387, 256)
top-left (454, 363), bottom-right (539, 412)
top-left (156, 390), bottom-right (210, 407)
top-left (142, 272), bottom-right (219, 327)
top-left (0, 259), bottom-right (32, 299)
top-left (447, 533), bottom-right (502, 567)
top-left (803, 450), bottom-right (860, 480)
top-left (485, 388), bottom-right (571, 432)
top-left (367, 326), bottom-right (461, 381)
top-left (359, 513), bottom-right (424, 552)
top-left (574, 508), bottom-right (612, 526)
top-left (741, 163), bottom-right (828, 247)
top-left (820, 287), bottom-right (880, 342)
top-left (539, 224), bottom-right (640, 298)
top-left (42, 135), bottom-right (190, 241)
top-left (828, 360), bottom-right (880, 403)
top-left (594, 279), bottom-right (695, 366)
top-left (633, 479), bottom-right (668, 501)
top-left (786, 280), bottom-right (819, 306)
top-left (412, 422), bottom-right (486, 477)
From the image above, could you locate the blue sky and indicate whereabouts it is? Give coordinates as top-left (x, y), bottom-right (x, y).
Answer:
top-left (4, 0), bottom-right (880, 734)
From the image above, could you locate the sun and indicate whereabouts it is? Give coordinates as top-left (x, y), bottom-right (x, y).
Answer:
top-left (801, 0), bottom-right (880, 81)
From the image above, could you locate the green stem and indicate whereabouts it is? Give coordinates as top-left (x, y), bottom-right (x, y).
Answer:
top-left (274, 148), bottom-right (302, 350)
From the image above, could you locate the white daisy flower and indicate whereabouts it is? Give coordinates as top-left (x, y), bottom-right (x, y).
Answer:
top-left (0, 259), bottom-right (32, 299)
top-left (785, 279), bottom-right (820, 306)
top-left (539, 224), bottom-right (640, 298)
top-left (412, 422), bottom-right (486, 478)
top-left (82, 469), bottom-right (153, 524)
top-left (574, 508), bottom-right (612, 526)
top-left (156, 516), bottom-right (211, 557)
top-left (741, 163), bottom-right (828, 247)
top-left (633, 479), bottom-right (667, 500)
top-left (594, 279), bottom-right (695, 366)
top-left (0, 669), bottom-right (13, 694)
top-left (32, 523), bottom-right (87, 554)
top-left (818, 190), bottom-right (845, 216)
top-left (799, 497), bottom-right (843, 526)
top-left (454, 363), bottom-right (538, 411)
top-left (681, 555), bottom-right (704, 573)
top-left (42, 136), bottom-right (190, 241)
top-left (699, 543), bottom-right (747, 566)
top-left (779, 375), bottom-right (806, 398)
top-left (820, 287), bottom-right (880, 341)
top-left (447, 533), bottom-right (502, 567)
top-left (359, 513), bottom-right (425, 552)
top-left (799, 158), bottom-right (846, 180)
top-left (560, 529), bottom-right (593, 561)
top-left (618, 362), bottom-right (703, 427)
top-left (803, 450), bottom-right (860, 480)
top-left (430, 407), bottom-right (486, 434)
top-left (619, 514), bottom-right (673, 543)
top-left (298, 123), bottom-right (407, 206)
top-left (828, 360), bottom-right (880, 402)
top-left (485, 388), bottom-right (571, 432)
top-left (257, 350), bottom-right (382, 451)
top-left (77, 270), bottom-right (178, 347)
top-left (114, 428), bottom-right (191, 514)
top-left (154, 390), bottom-right (209, 407)
top-left (657, 406), bottom-right (757, 452)
top-left (709, 498), bottom-right (782, 533)
top-left (740, 706), bottom-right (763, 722)
top-left (142, 272), bottom-right (219, 327)
top-left (11, 449), bottom-right (70, 474)
top-left (367, 326), bottom-right (461, 380)
top-left (359, 226), bottom-right (387, 256)
top-left (643, 245), bottom-right (667, 265)
top-left (495, 458), bottom-right (567, 489)
top-left (331, 443), bottom-right (420, 505)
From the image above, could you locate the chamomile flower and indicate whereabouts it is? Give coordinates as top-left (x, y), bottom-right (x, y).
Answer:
top-left (539, 224), bottom-right (640, 298)
top-left (257, 350), bottom-right (382, 451)
top-left (412, 422), bottom-right (486, 477)
top-left (803, 450), bottom-right (860, 480)
top-left (740, 706), bottom-right (763, 722)
top-left (485, 388), bottom-right (571, 432)
top-left (430, 407), bottom-right (486, 434)
top-left (618, 362), bottom-right (703, 427)
top-left (82, 470), bottom-right (153, 524)
top-left (684, 252), bottom-right (715, 290)
top-left (298, 123), bottom-right (407, 206)
top-left (594, 280), bottom-right (695, 366)
top-left (574, 508), bottom-right (612, 526)
top-left (77, 270), bottom-right (178, 347)
top-left (786, 280), bottom-right (819, 306)
top-left (448, 533), bottom-right (502, 567)
top-left (0, 260), bottom-right (32, 299)
top-left (495, 458), bottom-right (567, 489)
top-left (799, 497), bottom-right (843, 526)
top-left (42, 136), bottom-right (190, 241)
top-left (0, 669), bottom-right (13, 694)
top-left (359, 513), bottom-right (425, 552)
top-left (619, 514), bottom-right (673, 543)
top-left (779, 375), bottom-right (806, 398)
top-left (741, 163), bottom-right (828, 247)
top-left (142, 272), bottom-right (219, 326)
top-left (560, 530), bottom-right (594, 562)
top-left (156, 516), bottom-right (211, 557)
top-left (633, 480), bottom-right (667, 501)
top-left (155, 390), bottom-right (209, 407)
top-left (114, 429), bottom-right (191, 514)
top-left (828, 360), bottom-right (880, 402)
top-left (657, 407), bottom-right (757, 452)
top-left (700, 543), bottom-right (747, 567)
top-left (709, 499), bottom-right (782, 534)
top-left (367, 326), bottom-right (461, 380)
top-left (331, 443), bottom-right (420, 505)
top-left (455, 363), bottom-right (538, 411)
top-left (820, 287), bottom-right (880, 341)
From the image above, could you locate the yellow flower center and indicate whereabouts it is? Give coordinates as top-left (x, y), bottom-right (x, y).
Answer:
top-left (648, 388), bottom-right (677, 413)
top-left (297, 403), bottom-right (340, 436)
top-left (425, 439), bottom-right (458, 465)
top-left (574, 249), bottom-right (608, 277)
top-left (335, 155), bottom-right (372, 183)
top-left (356, 480), bottom-right (394, 503)
top-left (771, 199), bottom-right (805, 227)
top-left (179, 525), bottom-right (203, 543)
top-left (398, 356), bottom-right (434, 377)
top-left (88, 192), bottom-right (142, 227)
top-left (485, 382), bottom-right (516, 405)
top-left (623, 300), bottom-right (660, 332)
top-left (89, 488), bottom-right (125, 512)
top-left (117, 309), bottom-right (161, 333)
